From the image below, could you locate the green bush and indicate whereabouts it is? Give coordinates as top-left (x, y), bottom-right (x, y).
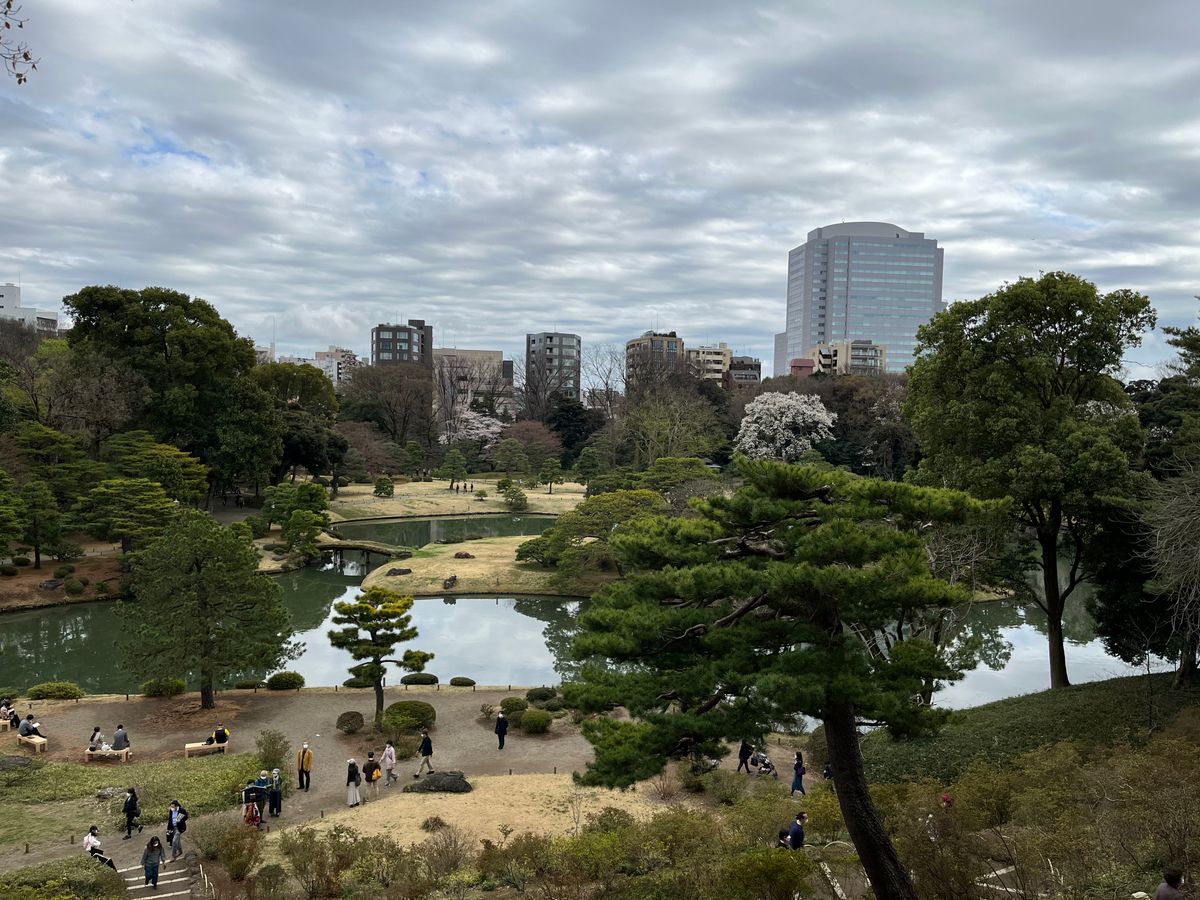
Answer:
top-left (262, 542), bottom-right (288, 553)
top-left (267, 671), bottom-right (305, 690)
top-left (383, 700), bottom-right (436, 730)
top-left (502, 485), bottom-right (529, 511)
top-left (141, 677), bottom-right (187, 697)
top-left (255, 729), bottom-right (291, 774)
top-left (342, 675), bottom-right (374, 689)
top-left (449, 676), bottom-right (476, 687)
top-left (12, 556), bottom-right (30, 566)
top-left (500, 697), bottom-right (529, 716)
top-left (0, 687), bottom-right (19, 699)
top-left (520, 708), bottom-right (553, 734)
top-left (26, 681), bottom-right (84, 700)
top-left (63, 577), bottom-right (85, 595)
top-left (507, 708), bottom-right (526, 728)
top-left (48, 540), bottom-right (83, 561)
top-left (76, 576), bottom-right (89, 587)
top-left (312, 476), bottom-right (330, 487)
top-left (0, 565), bottom-right (16, 576)
top-left (541, 698), bottom-right (565, 712)
top-left (374, 476), bottom-right (395, 498)
top-left (0, 855), bottom-right (127, 899)
top-left (52, 564), bottom-right (75, 578)
top-left (234, 679), bottom-right (266, 690)
top-left (400, 672), bottom-right (438, 685)
top-left (584, 806), bottom-right (636, 834)
top-left (94, 580), bottom-right (110, 595)
top-left (353, 474), bottom-right (373, 484)
top-left (336, 711), bottom-right (365, 734)
top-left (700, 769), bottom-right (749, 805)
top-left (249, 863), bottom-right (290, 900)
top-left (526, 687), bottom-right (558, 704)
top-left (336, 475), bottom-right (351, 487)
top-left (474, 489), bottom-right (488, 501)
top-left (244, 515), bottom-right (270, 539)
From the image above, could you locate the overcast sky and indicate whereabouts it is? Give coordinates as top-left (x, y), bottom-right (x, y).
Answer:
top-left (2, 0), bottom-right (1197, 374)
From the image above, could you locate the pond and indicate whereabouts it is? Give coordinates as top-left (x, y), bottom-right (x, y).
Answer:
top-left (331, 514), bottom-right (555, 548)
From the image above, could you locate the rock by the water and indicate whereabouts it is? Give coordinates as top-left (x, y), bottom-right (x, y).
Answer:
top-left (394, 551), bottom-right (413, 560)
top-left (453, 551), bottom-right (475, 559)
top-left (402, 771), bottom-right (472, 794)
top-left (272, 553), bottom-right (288, 561)
top-left (386, 567), bottom-right (413, 576)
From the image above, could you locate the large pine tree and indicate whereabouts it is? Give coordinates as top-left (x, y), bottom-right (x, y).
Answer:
top-left (565, 459), bottom-right (980, 899)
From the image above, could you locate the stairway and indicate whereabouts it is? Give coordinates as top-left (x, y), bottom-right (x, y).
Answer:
top-left (115, 859), bottom-right (197, 899)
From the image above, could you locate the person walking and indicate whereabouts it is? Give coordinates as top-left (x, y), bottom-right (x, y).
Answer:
top-left (495, 711), bottom-right (508, 750)
top-left (268, 768), bottom-right (283, 818)
top-left (142, 836), bottom-right (166, 889)
top-left (346, 759), bottom-right (362, 807)
top-left (167, 800), bottom-right (188, 861)
top-left (122, 787), bottom-right (144, 839)
top-left (297, 741), bottom-right (313, 792)
top-left (112, 723), bottom-right (130, 754)
top-left (414, 729), bottom-right (434, 778)
top-left (736, 739), bottom-right (753, 774)
top-left (362, 752), bottom-right (382, 802)
top-left (791, 752), bottom-right (806, 797)
top-left (84, 825), bottom-right (116, 869)
top-left (788, 812), bottom-right (808, 850)
top-left (381, 740), bottom-right (397, 786)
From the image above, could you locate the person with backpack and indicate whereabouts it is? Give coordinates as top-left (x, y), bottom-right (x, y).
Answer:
top-left (142, 836), bottom-right (166, 888)
top-left (791, 751), bottom-right (806, 797)
top-left (346, 758), bottom-right (362, 807)
top-left (381, 740), bottom-right (397, 785)
top-left (122, 787), bottom-right (144, 839)
top-left (362, 751), bottom-right (382, 802)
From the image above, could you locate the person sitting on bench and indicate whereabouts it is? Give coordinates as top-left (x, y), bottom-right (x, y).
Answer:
top-left (205, 723), bottom-right (231, 752)
top-left (18, 714), bottom-right (45, 738)
top-left (0, 699), bottom-right (18, 727)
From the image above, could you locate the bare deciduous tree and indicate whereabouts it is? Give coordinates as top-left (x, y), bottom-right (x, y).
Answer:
top-left (2, 0), bottom-right (37, 84)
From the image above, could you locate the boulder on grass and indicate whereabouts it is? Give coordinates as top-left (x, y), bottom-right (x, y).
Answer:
top-left (403, 771), bottom-right (472, 794)
top-left (453, 551), bottom-right (475, 559)
top-left (393, 551), bottom-right (413, 560)
top-left (386, 567), bottom-right (413, 576)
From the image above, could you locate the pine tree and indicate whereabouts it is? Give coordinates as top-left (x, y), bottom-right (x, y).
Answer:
top-left (574, 447), bottom-right (602, 486)
top-left (565, 458), bottom-right (980, 899)
top-left (539, 459), bottom-right (564, 494)
top-left (18, 479), bottom-right (61, 568)
top-left (436, 449), bottom-right (468, 489)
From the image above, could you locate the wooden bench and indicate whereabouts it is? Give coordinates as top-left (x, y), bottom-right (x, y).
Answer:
top-left (85, 747), bottom-right (131, 763)
top-left (0, 719), bottom-right (10, 731)
top-left (185, 741), bottom-right (230, 758)
top-left (17, 734), bottom-right (47, 753)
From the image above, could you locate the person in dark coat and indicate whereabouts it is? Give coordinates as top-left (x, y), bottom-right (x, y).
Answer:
top-left (167, 800), bottom-right (188, 861)
top-left (346, 759), bottom-right (362, 806)
top-left (122, 787), bottom-right (144, 839)
top-left (791, 751), bottom-right (806, 797)
top-left (414, 729), bottom-right (434, 777)
top-left (19, 714), bottom-right (46, 738)
top-left (495, 711), bottom-right (508, 750)
top-left (736, 739), bottom-right (753, 774)
top-left (788, 812), bottom-right (808, 850)
top-left (1156, 868), bottom-right (1185, 900)
top-left (267, 768), bottom-right (283, 817)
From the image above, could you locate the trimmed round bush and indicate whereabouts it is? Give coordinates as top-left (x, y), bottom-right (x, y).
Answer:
top-left (540, 698), bottom-right (565, 712)
top-left (400, 672), bottom-right (438, 685)
top-left (507, 708), bottom-right (525, 728)
top-left (342, 675), bottom-right (373, 689)
top-left (0, 687), bottom-right (21, 699)
top-left (520, 709), bottom-right (553, 734)
top-left (525, 687), bottom-right (558, 704)
top-left (94, 581), bottom-right (110, 595)
top-left (383, 700), bottom-right (436, 730)
top-left (233, 679), bottom-right (266, 690)
top-left (336, 475), bottom-right (351, 487)
top-left (12, 557), bottom-right (30, 567)
top-left (63, 577), bottom-right (85, 596)
top-left (336, 711), bottom-right (365, 734)
top-left (499, 697), bottom-right (529, 716)
top-left (0, 565), bottom-right (16, 577)
top-left (76, 576), bottom-right (90, 587)
top-left (266, 671), bottom-right (305, 691)
top-left (53, 564), bottom-right (75, 578)
top-left (141, 678), bottom-right (186, 697)
top-left (449, 676), bottom-right (476, 687)
top-left (26, 681), bottom-right (85, 700)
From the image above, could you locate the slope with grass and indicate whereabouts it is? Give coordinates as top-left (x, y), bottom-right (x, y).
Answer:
top-left (861, 673), bottom-right (1200, 783)
top-left (329, 477), bottom-right (587, 521)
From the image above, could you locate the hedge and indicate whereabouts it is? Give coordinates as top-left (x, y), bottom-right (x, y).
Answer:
top-left (267, 671), bottom-right (305, 691)
top-left (521, 709), bottom-right (553, 734)
top-left (52, 564), bottom-right (75, 578)
top-left (12, 556), bottom-right (30, 566)
top-left (400, 672), bottom-right (438, 685)
top-left (26, 681), bottom-right (85, 700)
top-left (0, 565), bottom-right (15, 576)
top-left (336, 711), bottom-right (365, 734)
top-left (383, 700), bottom-right (436, 731)
top-left (500, 697), bottom-right (529, 716)
top-left (0, 855), bottom-right (126, 899)
top-left (63, 577), bottom-right (85, 596)
top-left (526, 687), bottom-right (558, 704)
top-left (234, 679), bottom-right (267, 690)
top-left (449, 676), bottom-right (476, 687)
top-left (141, 678), bottom-right (187, 697)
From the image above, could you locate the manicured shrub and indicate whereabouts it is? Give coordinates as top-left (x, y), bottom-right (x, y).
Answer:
top-left (353, 474), bottom-right (373, 484)
top-left (63, 577), bottom-right (85, 595)
top-left (499, 697), bottom-right (529, 716)
top-left (94, 580), bottom-right (110, 595)
top-left (0, 687), bottom-right (20, 699)
top-left (53, 564), bottom-right (75, 578)
top-left (342, 675), bottom-right (373, 689)
top-left (336, 711), bottom-right (365, 734)
top-left (449, 676), bottom-right (476, 687)
top-left (262, 542), bottom-right (288, 553)
top-left (502, 485), bottom-right (529, 511)
top-left (383, 700), bottom-right (436, 730)
top-left (0, 856), bottom-right (126, 899)
top-left (234, 679), bottom-right (266, 690)
top-left (0, 565), bottom-right (16, 576)
top-left (244, 515), bottom-right (270, 539)
top-left (266, 671), bottom-right (305, 691)
top-left (520, 709), bottom-right (552, 734)
top-left (496, 477), bottom-right (514, 492)
top-left (26, 681), bottom-right (84, 700)
top-left (12, 556), bottom-right (30, 566)
top-left (336, 475), bottom-right (351, 487)
top-left (312, 476), bottom-right (330, 487)
top-left (76, 576), bottom-right (89, 587)
top-left (373, 476), bottom-right (395, 497)
top-left (507, 708), bottom-right (525, 728)
top-left (141, 678), bottom-right (187, 697)
top-left (526, 687), bottom-right (557, 704)
top-left (541, 698), bottom-right (565, 712)
top-left (400, 672), bottom-right (438, 685)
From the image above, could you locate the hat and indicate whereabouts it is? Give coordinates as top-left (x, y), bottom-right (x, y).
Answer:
top-left (302, 741), bottom-right (308, 748)
top-left (347, 758), bottom-right (355, 764)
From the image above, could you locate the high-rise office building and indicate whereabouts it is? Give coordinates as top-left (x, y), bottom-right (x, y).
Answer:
top-left (525, 332), bottom-right (581, 402)
top-left (371, 319), bottom-right (433, 367)
top-left (782, 222), bottom-right (944, 372)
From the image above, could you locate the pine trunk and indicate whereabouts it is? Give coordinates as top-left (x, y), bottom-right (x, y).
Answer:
top-left (200, 669), bottom-right (216, 710)
top-left (824, 700), bottom-right (918, 899)
top-left (373, 679), bottom-right (385, 731)
top-left (1175, 632), bottom-right (1199, 689)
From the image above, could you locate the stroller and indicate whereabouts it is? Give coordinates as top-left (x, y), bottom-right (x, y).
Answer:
top-left (749, 749), bottom-right (778, 779)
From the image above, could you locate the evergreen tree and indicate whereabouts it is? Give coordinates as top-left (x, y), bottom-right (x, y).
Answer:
top-left (574, 446), bottom-right (602, 486)
top-left (328, 586), bottom-right (433, 729)
top-left (565, 459), bottom-right (978, 899)
top-left (436, 448), bottom-right (468, 489)
top-left (490, 438), bottom-right (529, 477)
top-left (539, 459), bottom-right (564, 494)
top-left (74, 478), bottom-right (177, 553)
top-left (18, 479), bottom-right (60, 568)
top-left (122, 510), bottom-right (297, 708)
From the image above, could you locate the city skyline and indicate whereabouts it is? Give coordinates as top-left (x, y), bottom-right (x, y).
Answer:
top-left (2, 1), bottom-right (1197, 376)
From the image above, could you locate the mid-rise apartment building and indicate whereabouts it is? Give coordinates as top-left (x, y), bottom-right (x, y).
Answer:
top-left (315, 346), bottom-right (361, 385)
top-left (625, 330), bottom-right (686, 383)
top-left (808, 340), bottom-right (887, 377)
top-left (779, 222), bottom-right (944, 374)
top-left (723, 355), bottom-right (762, 389)
top-left (371, 319), bottom-right (433, 367)
top-left (686, 342), bottom-right (732, 382)
top-left (0, 284), bottom-right (58, 336)
top-left (525, 332), bottom-right (582, 402)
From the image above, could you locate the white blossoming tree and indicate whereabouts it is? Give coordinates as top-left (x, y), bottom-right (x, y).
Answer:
top-left (734, 392), bottom-right (836, 462)
top-left (440, 409), bottom-right (504, 450)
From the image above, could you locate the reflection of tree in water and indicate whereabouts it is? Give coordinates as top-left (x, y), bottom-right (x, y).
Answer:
top-left (1022, 570), bottom-right (1099, 645)
top-left (512, 598), bottom-right (586, 681)
top-left (276, 559), bottom-right (363, 632)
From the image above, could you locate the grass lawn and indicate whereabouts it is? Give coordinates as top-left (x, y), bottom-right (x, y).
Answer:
top-left (861, 673), bottom-right (1200, 784)
top-left (329, 476), bottom-right (587, 521)
top-left (361, 534), bottom-right (611, 597)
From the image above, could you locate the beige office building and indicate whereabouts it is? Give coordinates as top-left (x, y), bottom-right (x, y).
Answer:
top-left (808, 340), bottom-right (887, 376)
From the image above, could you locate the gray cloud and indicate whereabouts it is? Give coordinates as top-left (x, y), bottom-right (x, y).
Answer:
top-left (2, 0), bottom-right (1198, 374)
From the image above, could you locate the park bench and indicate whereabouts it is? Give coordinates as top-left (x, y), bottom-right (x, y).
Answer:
top-left (0, 719), bottom-right (10, 731)
top-left (185, 740), bottom-right (229, 758)
top-left (85, 747), bottom-right (131, 763)
top-left (17, 734), bottom-right (47, 753)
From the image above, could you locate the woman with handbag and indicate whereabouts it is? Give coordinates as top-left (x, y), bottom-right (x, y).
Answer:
top-left (122, 787), bottom-right (144, 838)
top-left (346, 758), bottom-right (361, 807)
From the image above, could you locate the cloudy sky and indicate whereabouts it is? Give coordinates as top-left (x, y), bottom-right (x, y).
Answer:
top-left (2, 0), bottom-right (1197, 374)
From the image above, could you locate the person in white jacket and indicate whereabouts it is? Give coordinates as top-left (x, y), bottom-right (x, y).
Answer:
top-left (84, 825), bottom-right (116, 869)
top-left (381, 741), bottom-right (397, 786)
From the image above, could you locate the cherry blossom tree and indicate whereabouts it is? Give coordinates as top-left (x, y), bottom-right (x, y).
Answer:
top-left (734, 392), bottom-right (836, 462)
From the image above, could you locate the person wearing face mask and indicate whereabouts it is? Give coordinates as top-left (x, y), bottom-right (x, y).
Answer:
top-left (297, 741), bottom-right (314, 792)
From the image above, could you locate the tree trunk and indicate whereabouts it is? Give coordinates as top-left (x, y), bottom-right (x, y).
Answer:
top-left (200, 668), bottom-right (215, 710)
top-left (824, 700), bottom-right (918, 899)
top-left (373, 678), bottom-right (385, 731)
top-left (32, 540), bottom-right (41, 570)
top-left (1039, 534), bottom-right (1071, 689)
top-left (1175, 631), bottom-right (1199, 689)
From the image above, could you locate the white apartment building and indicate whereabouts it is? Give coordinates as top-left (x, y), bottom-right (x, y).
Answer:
top-left (0, 284), bottom-right (59, 335)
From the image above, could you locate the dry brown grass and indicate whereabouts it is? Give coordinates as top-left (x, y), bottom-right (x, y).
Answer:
top-left (329, 477), bottom-right (587, 521)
